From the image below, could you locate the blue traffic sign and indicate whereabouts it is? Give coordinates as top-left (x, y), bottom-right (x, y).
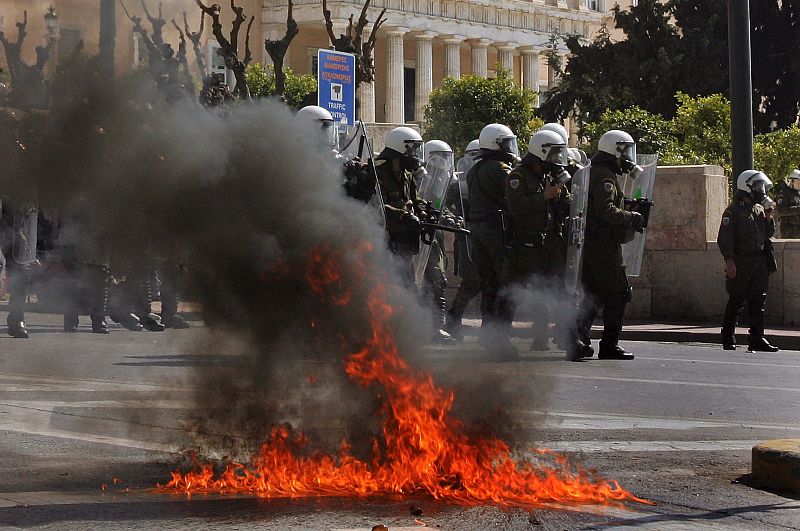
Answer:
top-left (317, 49), bottom-right (356, 126)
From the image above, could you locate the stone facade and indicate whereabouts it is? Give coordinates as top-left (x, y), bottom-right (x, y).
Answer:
top-left (1, 1), bottom-right (630, 127)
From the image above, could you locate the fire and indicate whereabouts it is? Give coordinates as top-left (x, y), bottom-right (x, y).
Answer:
top-left (159, 245), bottom-right (648, 508)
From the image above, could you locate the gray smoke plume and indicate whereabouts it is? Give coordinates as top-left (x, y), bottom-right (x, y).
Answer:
top-left (1, 55), bottom-right (556, 462)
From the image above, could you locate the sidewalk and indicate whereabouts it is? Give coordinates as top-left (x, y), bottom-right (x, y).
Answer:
top-left (462, 318), bottom-right (800, 351)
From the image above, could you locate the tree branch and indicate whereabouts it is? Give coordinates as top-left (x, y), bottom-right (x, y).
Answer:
top-left (322, 0), bottom-right (337, 44)
top-left (228, 0), bottom-right (245, 52)
top-left (183, 11), bottom-right (207, 75)
top-left (243, 15), bottom-right (254, 66)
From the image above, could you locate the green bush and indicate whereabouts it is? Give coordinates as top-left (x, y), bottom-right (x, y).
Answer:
top-left (423, 69), bottom-right (540, 155)
top-left (754, 125), bottom-right (800, 185)
top-left (582, 106), bottom-right (676, 156)
top-left (245, 63), bottom-right (316, 110)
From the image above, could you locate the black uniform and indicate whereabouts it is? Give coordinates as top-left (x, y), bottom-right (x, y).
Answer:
top-left (718, 194), bottom-right (776, 350)
top-left (444, 177), bottom-right (480, 340)
top-left (466, 152), bottom-right (514, 353)
top-left (575, 155), bottom-right (638, 358)
top-left (375, 160), bottom-right (419, 284)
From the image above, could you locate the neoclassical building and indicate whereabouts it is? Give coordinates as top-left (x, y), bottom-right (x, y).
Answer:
top-left (263, 0), bottom-right (632, 124)
top-left (1, 0), bottom-right (632, 125)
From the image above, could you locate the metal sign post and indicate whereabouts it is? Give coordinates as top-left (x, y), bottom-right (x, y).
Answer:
top-left (317, 49), bottom-right (356, 126)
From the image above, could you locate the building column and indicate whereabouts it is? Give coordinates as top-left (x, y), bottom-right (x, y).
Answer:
top-left (520, 46), bottom-right (541, 105)
top-left (385, 27), bottom-right (408, 124)
top-left (470, 39), bottom-right (490, 78)
top-left (414, 32), bottom-right (434, 123)
top-left (441, 35), bottom-right (463, 79)
top-left (358, 29), bottom-right (376, 122)
top-left (496, 43), bottom-right (515, 74)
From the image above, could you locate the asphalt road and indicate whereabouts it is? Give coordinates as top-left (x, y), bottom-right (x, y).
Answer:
top-left (0, 312), bottom-right (799, 530)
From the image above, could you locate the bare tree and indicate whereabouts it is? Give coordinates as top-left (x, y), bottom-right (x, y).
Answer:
top-left (196, 0), bottom-right (254, 100)
top-left (0, 10), bottom-right (56, 108)
top-left (120, 0), bottom-right (195, 99)
top-left (264, 0), bottom-right (299, 98)
top-left (322, 0), bottom-right (386, 87)
top-left (183, 11), bottom-right (207, 76)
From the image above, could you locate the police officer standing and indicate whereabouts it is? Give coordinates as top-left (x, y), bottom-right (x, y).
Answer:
top-left (444, 140), bottom-right (481, 341)
top-left (467, 123), bottom-right (519, 357)
top-left (571, 130), bottom-right (645, 361)
top-left (374, 126), bottom-right (426, 284)
top-left (776, 169), bottom-right (800, 239)
top-left (505, 130), bottom-right (571, 350)
top-left (718, 170), bottom-right (779, 352)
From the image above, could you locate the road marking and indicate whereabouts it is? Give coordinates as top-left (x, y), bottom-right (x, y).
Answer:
top-left (519, 372), bottom-right (800, 393)
top-left (537, 440), bottom-right (761, 453)
top-left (636, 357), bottom-right (800, 369)
top-left (0, 372), bottom-right (191, 392)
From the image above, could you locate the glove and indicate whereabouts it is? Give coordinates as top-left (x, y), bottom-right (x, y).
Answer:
top-left (629, 211), bottom-right (645, 233)
top-left (402, 212), bottom-right (422, 231)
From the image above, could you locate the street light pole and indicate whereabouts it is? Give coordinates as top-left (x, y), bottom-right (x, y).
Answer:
top-left (99, 0), bottom-right (116, 77)
top-left (728, 0), bottom-right (754, 179)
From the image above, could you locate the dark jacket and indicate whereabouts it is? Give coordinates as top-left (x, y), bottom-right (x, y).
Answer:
top-left (467, 154), bottom-right (511, 223)
top-left (585, 159), bottom-right (635, 245)
top-left (718, 198), bottom-right (774, 260)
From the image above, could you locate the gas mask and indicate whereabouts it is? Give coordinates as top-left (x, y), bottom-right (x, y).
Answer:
top-left (498, 136), bottom-right (520, 164)
top-left (401, 140), bottom-right (426, 179)
top-left (543, 144), bottom-right (571, 186)
top-left (750, 180), bottom-right (773, 207)
top-left (617, 142), bottom-right (644, 178)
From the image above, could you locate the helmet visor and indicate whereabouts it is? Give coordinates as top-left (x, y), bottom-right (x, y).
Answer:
top-left (321, 119), bottom-right (339, 150)
top-left (544, 144), bottom-right (569, 166)
top-left (498, 136), bottom-right (519, 158)
top-left (404, 140), bottom-right (425, 162)
top-left (617, 141), bottom-right (637, 163)
top-left (750, 179), bottom-right (773, 195)
top-left (426, 151), bottom-right (455, 173)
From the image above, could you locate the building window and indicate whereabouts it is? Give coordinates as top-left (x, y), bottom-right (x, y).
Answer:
top-left (208, 43), bottom-right (229, 85)
top-left (588, 0), bottom-right (601, 11)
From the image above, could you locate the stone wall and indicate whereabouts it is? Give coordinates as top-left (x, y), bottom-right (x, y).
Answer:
top-left (441, 164), bottom-right (797, 326)
top-left (627, 165), bottom-right (796, 326)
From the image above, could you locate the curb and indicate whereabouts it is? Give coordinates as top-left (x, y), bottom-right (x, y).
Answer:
top-left (752, 439), bottom-right (800, 495)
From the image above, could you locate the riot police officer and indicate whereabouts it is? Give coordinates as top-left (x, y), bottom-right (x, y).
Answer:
top-left (777, 169), bottom-right (800, 239)
top-left (506, 130), bottom-right (571, 351)
top-left (375, 126), bottom-right (426, 284)
top-left (571, 130), bottom-right (645, 361)
top-left (467, 123), bottom-right (519, 357)
top-left (0, 196), bottom-right (34, 338)
top-left (421, 139), bottom-right (459, 343)
top-left (718, 170), bottom-right (779, 352)
top-left (297, 105), bottom-right (376, 203)
top-left (445, 139), bottom-right (481, 341)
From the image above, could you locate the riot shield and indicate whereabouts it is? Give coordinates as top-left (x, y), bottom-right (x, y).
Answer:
top-left (564, 163), bottom-right (590, 297)
top-left (338, 121), bottom-right (386, 228)
top-left (619, 154), bottom-right (658, 277)
top-left (453, 155), bottom-right (475, 263)
top-left (13, 201), bottom-right (38, 266)
top-left (412, 155), bottom-right (453, 287)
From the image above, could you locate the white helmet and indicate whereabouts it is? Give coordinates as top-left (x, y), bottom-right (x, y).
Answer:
top-left (424, 139), bottom-right (453, 161)
top-left (297, 105), bottom-right (338, 150)
top-left (598, 129), bottom-right (643, 177)
top-left (568, 148), bottom-right (589, 168)
top-left (540, 122), bottom-right (569, 144)
top-left (479, 123), bottom-right (519, 158)
top-left (737, 170), bottom-right (773, 195)
top-left (528, 130), bottom-right (569, 166)
top-left (787, 168), bottom-right (800, 185)
top-left (465, 139), bottom-right (480, 155)
top-left (384, 126), bottom-right (424, 162)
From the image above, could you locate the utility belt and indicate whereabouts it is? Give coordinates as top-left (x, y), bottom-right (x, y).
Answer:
top-left (735, 249), bottom-right (765, 257)
top-left (471, 210), bottom-right (515, 247)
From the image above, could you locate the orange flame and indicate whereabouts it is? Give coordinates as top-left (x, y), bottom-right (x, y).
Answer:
top-left (160, 245), bottom-right (648, 508)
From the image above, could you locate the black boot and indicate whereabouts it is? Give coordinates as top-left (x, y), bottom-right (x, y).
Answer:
top-left (748, 336), bottom-right (779, 352)
top-left (162, 313), bottom-right (190, 329)
top-left (111, 312), bottom-right (144, 331)
top-left (91, 313), bottom-right (109, 334)
top-left (444, 310), bottom-right (463, 342)
top-left (139, 313), bottom-right (166, 332)
top-left (598, 303), bottom-right (634, 360)
top-left (63, 314), bottom-right (79, 333)
top-left (721, 302), bottom-right (739, 351)
top-left (7, 315), bottom-right (29, 339)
